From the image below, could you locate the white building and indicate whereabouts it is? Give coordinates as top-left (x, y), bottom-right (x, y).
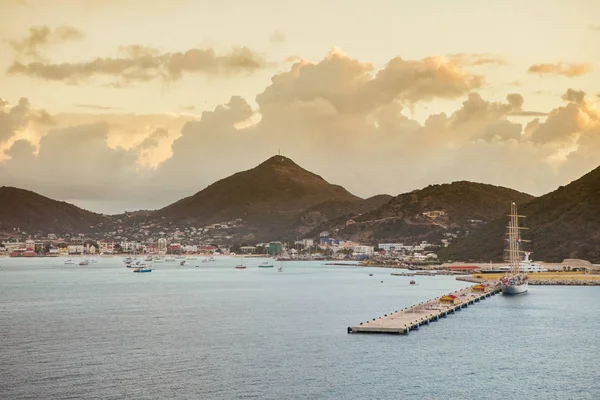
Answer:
top-left (68, 245), bottom-right (85, 255)
top-left (378, 243), bottom-right (404, 252)
top-left (99, 240), bottom-right (114, 254)
top-left (157, 238), bottom-right (168, 255)
top-left (353, 245), bottom-right (374, 256)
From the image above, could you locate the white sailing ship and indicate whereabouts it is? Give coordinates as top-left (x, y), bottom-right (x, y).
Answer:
top-left (501, 202), bottom-right (529, 295)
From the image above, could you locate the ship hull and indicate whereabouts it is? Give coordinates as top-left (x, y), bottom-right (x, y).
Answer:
top-left (502, 283), bottom-right (528, 295)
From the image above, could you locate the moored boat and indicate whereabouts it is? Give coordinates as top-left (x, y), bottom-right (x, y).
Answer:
top-left (501, 202), bottom-right (529, 295)
top-left (258, 261), bottom-right (274, 268)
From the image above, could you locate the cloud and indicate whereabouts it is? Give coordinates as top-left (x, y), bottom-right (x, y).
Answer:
top-left (561, 88), bottom-right (586, 104)
top-left (527, 62), bottom-right (593, 77)
top-left (528, 89), bottom-right (598, 144)
top-left (10, 25), bottom-right (85, 60)
top-left (269, 30), bottom-right (286, 43)
top-left (447, 53), bottom-right (507, 67)
top-left (0, 97), bottom-right (54, 146)
top-left (8, 46), bottom-right (271, 85)
top-left (2, 50), bottom-right (600, 213)
top-left (137, 128), bottom-right (169, 150)
top-left (75, 104), bottom-right (120, 110)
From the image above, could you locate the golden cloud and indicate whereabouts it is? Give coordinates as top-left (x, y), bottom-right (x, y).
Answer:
top-left (527, 62), bottom-right (593, 77)
top-left (8, 46), bottom-right (272, 85)
top-left (10, 25), bottom-right (85, 60)
top-left (2, 50), bottom-right (600, 212)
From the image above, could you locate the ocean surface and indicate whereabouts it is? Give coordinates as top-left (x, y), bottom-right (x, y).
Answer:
top-left (1, 256), bottom-right (599, 400)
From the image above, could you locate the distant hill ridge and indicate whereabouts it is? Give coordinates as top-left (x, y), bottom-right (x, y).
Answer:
top-left (440, 164), bottom-right (600, 263)
top-left (306, 181), bottom-right (535, 245)
top-left (0, 186), bottom-right (110, 235)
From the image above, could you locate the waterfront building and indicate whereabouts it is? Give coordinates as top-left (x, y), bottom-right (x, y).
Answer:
top-left (268, 241), bottom-right (283, 256)
top-left (157, 238), bottom-right (167, 255)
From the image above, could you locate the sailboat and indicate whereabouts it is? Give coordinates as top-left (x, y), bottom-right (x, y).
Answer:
top-left (236, 256), bottom-right (246, 269)
top-left (501, 202), bottom-right (529, 295)
top-left (79, 245), bottom-right (89, 266)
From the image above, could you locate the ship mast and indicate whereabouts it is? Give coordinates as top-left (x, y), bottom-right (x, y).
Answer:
top-left (507, 202), bottom-right (527, 276)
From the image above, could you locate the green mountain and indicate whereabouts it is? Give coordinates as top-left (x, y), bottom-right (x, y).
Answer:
top-left (155, 156), bottom-right (364, 241)
top-left (307, 181), bottom-right (535, 245)
top-left (0, 186), bottom-right (110, 236)
top-left (440, 165), bottom-right (600, 263)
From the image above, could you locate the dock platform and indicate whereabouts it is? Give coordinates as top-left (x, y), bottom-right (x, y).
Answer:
top-left (348, 284), bottom-right (502, 335)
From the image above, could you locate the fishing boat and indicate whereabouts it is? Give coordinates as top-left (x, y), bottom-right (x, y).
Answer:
top-left (258, 261), bottom-right (274, 268)
top-left (133, 265), bottom-right (152, 273)
top-left (501, 202), bottom-right (529, 295)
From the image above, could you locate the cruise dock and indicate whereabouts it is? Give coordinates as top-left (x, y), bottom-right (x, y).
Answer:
top-left (347, 283), bottom-right (502, 335)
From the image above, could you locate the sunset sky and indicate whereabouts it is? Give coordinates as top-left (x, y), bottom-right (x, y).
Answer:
top-left (1, 0), bottom-right (599, 213)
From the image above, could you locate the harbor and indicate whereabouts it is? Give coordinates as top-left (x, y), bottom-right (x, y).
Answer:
top-left (348, 283), bottom-right (502, 335)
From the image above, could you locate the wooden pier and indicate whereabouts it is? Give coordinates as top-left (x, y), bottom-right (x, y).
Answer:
top-left (347, 284), bottom-right (502, 335)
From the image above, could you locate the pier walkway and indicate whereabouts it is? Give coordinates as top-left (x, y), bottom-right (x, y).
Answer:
top-left (348, 284), bottom-right (502, 335)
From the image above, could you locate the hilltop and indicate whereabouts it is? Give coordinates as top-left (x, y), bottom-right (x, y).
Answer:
top-left (440, 165), bottom-right (600, 263)
top-left (154, 156), bottom-right (365, 241)
top-left (0, 186), bottom-right (111, 236)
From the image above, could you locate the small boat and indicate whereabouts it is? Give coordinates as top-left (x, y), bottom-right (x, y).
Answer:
top-left (369, 273), bottom-right (374, 276)
top-left (208, 256), bottom-right (216, 261)
top-left (145, 256), bottom-right (153, 261)
top-left (235, 264), bottom-right (246, 269)
top-left (64, 259), bottom-right (75, 265)
top-left (153, 257), bottom-right (163, 263)
top-left (410, 280), bottom-right (416, 285)
top-left (180, 260), bottom-right (186, 266)
top-left (79, 260), bottom-right (89, 266)
top-left (258, 261), bottom-right (274, 268)
top-left (278, 266), bottom-right (283, 272)
top-left (123, 257), bottom-right (132, 264)
top-left (187, 256), bottom-right (198, 260)
top-left (202, 259), bottom-right (209, 263)
top-left (133, 266), bottom-right (152, 273)
top-left (165, 257), bottom-right (176, 262)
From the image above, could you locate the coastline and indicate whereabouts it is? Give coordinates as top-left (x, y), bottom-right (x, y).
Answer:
top-left (456, 274), bottom-right (600, 286)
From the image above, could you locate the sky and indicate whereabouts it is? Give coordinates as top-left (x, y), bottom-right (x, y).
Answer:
top-left (1, 0), bottom-right (599, 214)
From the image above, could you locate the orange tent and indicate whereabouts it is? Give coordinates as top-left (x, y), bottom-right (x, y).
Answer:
top-left (440, 294), bottom-right (458, 305)
top-left (472, 284), bottom-right (487, 292)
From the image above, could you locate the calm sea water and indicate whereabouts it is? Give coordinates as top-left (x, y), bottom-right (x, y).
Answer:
top-left (1, 257), bottom-right (599, 399)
